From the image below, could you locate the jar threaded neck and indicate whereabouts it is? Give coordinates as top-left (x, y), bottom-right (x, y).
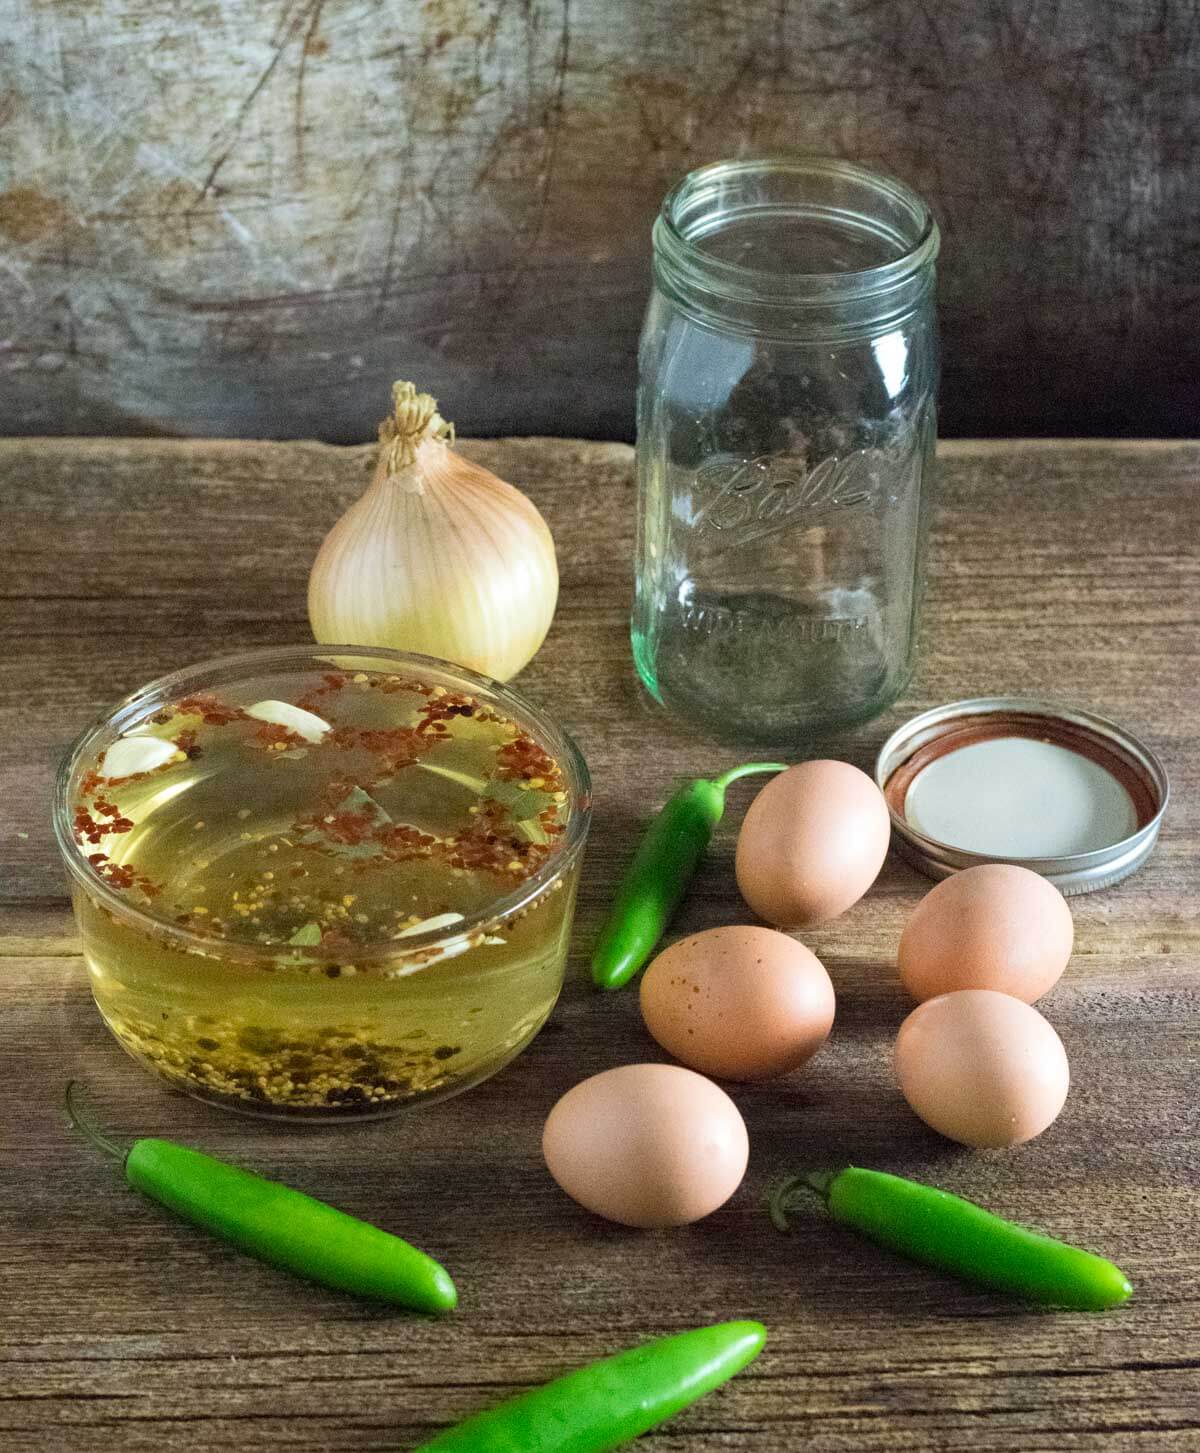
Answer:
top-left (653, 156), bottom-right (939, 338)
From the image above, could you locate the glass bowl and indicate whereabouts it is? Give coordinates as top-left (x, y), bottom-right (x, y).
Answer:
top-left (53, 646), bottom-right (591, 1120)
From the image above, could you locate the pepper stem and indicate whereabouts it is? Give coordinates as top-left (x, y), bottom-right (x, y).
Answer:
top-left (766, 1170), bottom-right (836, 1232)
top-left (64, 1080), bottom-right (130, 1165)
top-left (379, 380), bottom-right (455, 475)
top-left (711, 762), bottom-right (788, 792)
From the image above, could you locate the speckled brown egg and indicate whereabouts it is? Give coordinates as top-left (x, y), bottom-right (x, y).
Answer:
top-left (640, 925), bottom-right (835, 1081)
top-left (542, 1064), bottom-right (749, 1228)
top-left (735, 760), bottom-right (891, 927)
top-left (898, 863), bottom-right (1074, 1004)
top-left (894, 989), bottom-right (1070, 1148)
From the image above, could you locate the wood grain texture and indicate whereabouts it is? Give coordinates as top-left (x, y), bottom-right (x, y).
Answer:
top-left (1, 436), bottom-right (1198, 1451)
top-left (1, 2), bottom-right (1199, 442)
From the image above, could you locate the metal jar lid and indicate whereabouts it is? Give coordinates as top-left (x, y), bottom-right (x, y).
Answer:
top-left (874, 697), bottom-right (1169, 895)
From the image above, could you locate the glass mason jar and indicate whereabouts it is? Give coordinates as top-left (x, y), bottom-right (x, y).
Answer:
top-left (633, 157), bottom-right (940, 744)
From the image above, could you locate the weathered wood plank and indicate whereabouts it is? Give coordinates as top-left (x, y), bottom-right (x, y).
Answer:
top-left (0, 437), bottom-right (1197, 1451)
top-left (1, 3), bottom-right (1198, 441)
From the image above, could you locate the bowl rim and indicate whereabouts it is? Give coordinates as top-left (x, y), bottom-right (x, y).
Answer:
top-left (53, 644), bottom-right (592, 970)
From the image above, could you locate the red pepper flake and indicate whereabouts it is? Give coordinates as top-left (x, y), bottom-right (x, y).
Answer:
top-left (303, 773), bottom-right (365, 819)
top-left (73, 810), bottom-right (107, 845)
top-left (378, 824), bottom-right (437, 862)
top-left (173, 728), bottom-right (202, 759)
top-left (175, 693), bottom-right (247, 727)
top-left (322, 724), bottom-right (433, 775)
top-left (295, 672), bottom-right (350, 714)
top-left (92, 799), bottom-right (137, 831)
top-left (252, 721), bottom-right (305, 750)
top-left (357, 726), bottom-right (436, 775)
top-left (440, 800), bottom-right (551, 878)
top-left (84, 850), bottom-right (160, 897)
top-left (322, 810), bottom-right (377, 845)
top-left (96, 861), bottom-right (136, 890)
top-left (416, 693), bottom-right (477, 733)
top-left (79, 769), bottom-right (102, 796)
top-left (497, 736), bottom-right (561, 786)
top-left (357, 726), bottom-right (425, 755)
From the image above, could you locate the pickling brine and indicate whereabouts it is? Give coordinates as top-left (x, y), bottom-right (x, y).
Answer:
top-left (57, 651), bottom-right (590, 1119)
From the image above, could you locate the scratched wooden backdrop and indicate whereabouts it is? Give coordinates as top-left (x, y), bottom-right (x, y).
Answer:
top-left (1, 0), bottom-right (1198, 443)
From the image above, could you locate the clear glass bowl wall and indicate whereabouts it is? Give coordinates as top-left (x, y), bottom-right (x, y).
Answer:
top-left (54, 646), bottom-right (591, 1120)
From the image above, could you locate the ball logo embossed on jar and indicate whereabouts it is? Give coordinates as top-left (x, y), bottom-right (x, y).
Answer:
top-left (692, 446), bottom-right (899, 551)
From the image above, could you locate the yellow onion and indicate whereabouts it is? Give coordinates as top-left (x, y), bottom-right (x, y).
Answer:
top-left (308, 382), bottom-right (558, 680)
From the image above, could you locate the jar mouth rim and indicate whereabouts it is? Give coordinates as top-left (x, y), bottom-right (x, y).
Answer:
top-left (656, 155), bottom-right (940, 304)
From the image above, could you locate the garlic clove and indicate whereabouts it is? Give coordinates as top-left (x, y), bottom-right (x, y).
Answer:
top-left (387, 912), bottom-right (508, 975)
top-left (394, 911), bottom-right (465, 938)
top-left (101, 735), bottom-right (183, 779)
top-left (245, 700), bottom-right (331, 743)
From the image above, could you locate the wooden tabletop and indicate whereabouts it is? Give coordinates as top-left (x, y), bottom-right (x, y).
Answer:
top-left (2, 437), bottom-right (1197, 1452)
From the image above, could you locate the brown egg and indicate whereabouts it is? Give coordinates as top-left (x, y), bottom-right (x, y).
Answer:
top-left (542, 1064), bottom-right (749, 1227)
top-left (899, 864), bottom-right (1074, 1004)
top-left (640, 925), bottom-right (835, 1081)
top-left (735, 760), bottom-right (891, 927)
top-left (894, 989), bottom-right (1070, 1148)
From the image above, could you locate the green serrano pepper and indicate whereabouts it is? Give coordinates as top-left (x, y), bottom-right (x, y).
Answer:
top-left (770, 1166), bottom-right (1132, 1311)
top-left (410, 1319), bottom-right (766, 1452)
top-left (591, 762), bottom-right (786, 991)
top-left (66, 1082), bottom-right (456, 1313)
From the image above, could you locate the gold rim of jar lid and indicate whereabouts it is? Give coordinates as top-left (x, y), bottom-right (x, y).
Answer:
top-left (874, 696), bottom-right (1169, 895)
